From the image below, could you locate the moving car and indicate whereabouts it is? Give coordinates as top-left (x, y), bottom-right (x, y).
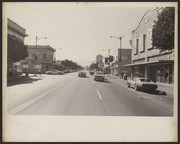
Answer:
top-left (45, 69), bottom-right (64, 75)
top-left (127, 77), bottom-right (158, 91)
top-left (78, 71), bottom-right (87, 77)
top-left (94, 71), bottom-right (105, 81)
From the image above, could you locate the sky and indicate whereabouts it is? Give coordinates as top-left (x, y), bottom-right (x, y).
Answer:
top-left (4, 2), bottom-right (157, 66)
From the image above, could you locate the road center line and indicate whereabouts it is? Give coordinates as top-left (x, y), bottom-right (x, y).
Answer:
top-left (96, 89), bottom-right (102, 100)
top-left (7, 79), bottom-right (71, 115)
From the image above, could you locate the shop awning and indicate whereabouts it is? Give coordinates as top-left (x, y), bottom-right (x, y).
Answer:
top-left (123, 60), bottom-right (174, 67)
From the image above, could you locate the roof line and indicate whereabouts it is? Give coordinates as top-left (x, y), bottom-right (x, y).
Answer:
top-left (132, 7), bottom-right (162, 34)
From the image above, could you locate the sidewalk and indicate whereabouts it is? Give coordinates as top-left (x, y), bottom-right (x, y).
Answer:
top-left (109, 75), bottom-right (174, 97)
top-left (7, 74), bottom-right (43, 87)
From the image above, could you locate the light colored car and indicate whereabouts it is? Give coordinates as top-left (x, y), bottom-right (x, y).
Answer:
top-left (78, 71), bottom-right (87, 77)
top-left (127, 77), bottom-right (158, 91)
top-left (94, 71), bottom-right (105, 81)
top-left (45, 69), bottom-right (64, 75)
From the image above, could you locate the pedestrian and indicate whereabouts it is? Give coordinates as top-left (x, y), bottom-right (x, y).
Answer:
top-left (38, 69), bottom-right (41, 76)
top-left (25, 70), bottom-right (29, 77)
top-left (121, 71), bottom-right (124, 79)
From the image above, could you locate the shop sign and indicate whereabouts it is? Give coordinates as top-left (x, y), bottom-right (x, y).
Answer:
top-left (149, 53), bottom-right (174, 62)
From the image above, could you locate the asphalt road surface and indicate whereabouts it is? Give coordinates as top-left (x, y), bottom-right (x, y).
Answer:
top-left (6, 72), bottom-right (173, 116)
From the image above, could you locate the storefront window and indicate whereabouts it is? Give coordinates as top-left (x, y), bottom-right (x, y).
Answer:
top-left (165, 66), bottom-right (169, 83)
top-left (160, 66), bottom-right (165, 82)
top-left (156, 66), bottom-right (160, 82)
top-left (169, 65), bottom-right (172, 83)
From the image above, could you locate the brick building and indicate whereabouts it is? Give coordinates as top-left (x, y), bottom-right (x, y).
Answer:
top-left (110, 49), bottom-right (132, 77)
top-left (21, 45), bottom-right (55, 73)
top-left (125, 8), bottom-right (174, 83)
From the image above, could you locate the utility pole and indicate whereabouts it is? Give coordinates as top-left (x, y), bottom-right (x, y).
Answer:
top-left (102, 49), bottom-right (111, 75)
top-left (110, 35), bottom-right (124, 77)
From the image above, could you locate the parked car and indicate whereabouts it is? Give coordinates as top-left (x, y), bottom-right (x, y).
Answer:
top-left (127, 77), bottom-right (158, 91)
top-left (45, 69), bottom-right (64, 75)
top-left (94, 71), bottom-right (105, 81)
top-left (78, 71), bottom-right (87, 77)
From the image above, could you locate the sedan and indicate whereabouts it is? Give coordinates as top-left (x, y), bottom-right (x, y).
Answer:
top-left (127, 77), bottom-right (158, 91)
top-left (94, 71), bottom-right (105, 82)
top-left (78, 71), bottom-right (87, 77)
top-left (45, 69), bottom-right (64, 75)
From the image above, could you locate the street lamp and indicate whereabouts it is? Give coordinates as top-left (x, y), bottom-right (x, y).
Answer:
top-left (110, 35), bottom-right (124, 77)
top-left (34, 36), bottom-right (47, 75)
top-left (102, 49), bottom-right (111, 75)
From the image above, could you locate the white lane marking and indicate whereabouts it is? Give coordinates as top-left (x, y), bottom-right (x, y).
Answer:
top-left (8, 79), bottom-right (71, 115)
top-left (96, 89), bottom-right (102, 100)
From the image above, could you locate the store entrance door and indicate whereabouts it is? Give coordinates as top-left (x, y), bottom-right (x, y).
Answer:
top-left (149, 66), bottom-right (156, 82)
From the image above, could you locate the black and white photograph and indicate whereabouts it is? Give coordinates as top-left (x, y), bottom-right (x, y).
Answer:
top-left (2, 2), bottom-right (178, 142)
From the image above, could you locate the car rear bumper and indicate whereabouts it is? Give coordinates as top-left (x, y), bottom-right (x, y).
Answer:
top-left (94, 76), bottom-right (104, 81)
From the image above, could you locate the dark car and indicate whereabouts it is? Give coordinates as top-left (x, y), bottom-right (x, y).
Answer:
top-left (127, 77), bottom-right (158, 91)
top-left (78, 71), bottom-right (87, 77)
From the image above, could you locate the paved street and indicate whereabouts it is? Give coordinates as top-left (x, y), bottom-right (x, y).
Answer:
top-left (6, 72), bottom-right (173, 116)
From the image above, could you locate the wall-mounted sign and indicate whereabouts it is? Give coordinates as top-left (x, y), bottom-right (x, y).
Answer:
top-left (148, 53), bottom-right (174, 62)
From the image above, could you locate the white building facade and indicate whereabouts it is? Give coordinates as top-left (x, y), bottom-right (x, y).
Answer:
top-left (126, 8), bottom-right (174, 83)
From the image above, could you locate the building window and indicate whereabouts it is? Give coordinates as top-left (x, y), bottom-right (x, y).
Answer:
top-left (139, 34), bottom-right (146, 53)
top-left (136, 39), bottom-right (139, 54)
top-left (147, 29), bottom-right (153, 49)
top-left (133, 39), bottom-right (139, 55)
top-left (43, 54), bottom-right (46, 59)
top-left (143, 34), bottom-right (147, 52)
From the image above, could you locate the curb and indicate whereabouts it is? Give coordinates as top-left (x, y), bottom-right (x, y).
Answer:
top-left (109, 75), bottom-right (173, 97)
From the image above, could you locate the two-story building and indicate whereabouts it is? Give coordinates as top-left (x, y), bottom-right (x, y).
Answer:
top-left (110, 48), bottom-right (132, 77)
top-left (125, 8), bottom-right (174, 83)
top-left (21, 45), bottom-right (55, 73)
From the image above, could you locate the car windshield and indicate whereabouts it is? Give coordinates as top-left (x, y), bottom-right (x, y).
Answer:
top-left (139, 78), bottom-right (151, 82)
top-left (96, 72), bottom-right (104, 75)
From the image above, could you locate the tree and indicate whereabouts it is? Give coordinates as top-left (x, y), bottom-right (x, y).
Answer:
top-left (96, 54), bottom-right (103, 63)
top-left (8, 34), bottom-right (28, 64)
top-left (89, 62), bottom-right (98, 70)
top-left (61, 59), bottom-right (83, 70)
top-left (152, 7), bottom-right (175, 51)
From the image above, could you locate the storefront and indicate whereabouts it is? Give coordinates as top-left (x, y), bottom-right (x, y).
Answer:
top-left (125, 60), bottom-right (174, 84)
top-left (156, 64), bottom-right (173, 83)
